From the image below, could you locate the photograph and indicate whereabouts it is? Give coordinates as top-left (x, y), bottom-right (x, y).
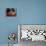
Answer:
top-left (18, 24), bottom-right (46, 46)
top-left (6, 8), bottom-right (16, 16)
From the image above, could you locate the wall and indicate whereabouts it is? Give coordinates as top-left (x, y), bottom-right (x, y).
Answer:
top-left (0, 0), bottom-right (46, 44)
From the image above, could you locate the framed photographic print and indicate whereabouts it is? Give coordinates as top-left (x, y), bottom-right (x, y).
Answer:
top-left (6, 8), bottom-right (16, 16)
top-left (18, 24), bottom-right (46, 41)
